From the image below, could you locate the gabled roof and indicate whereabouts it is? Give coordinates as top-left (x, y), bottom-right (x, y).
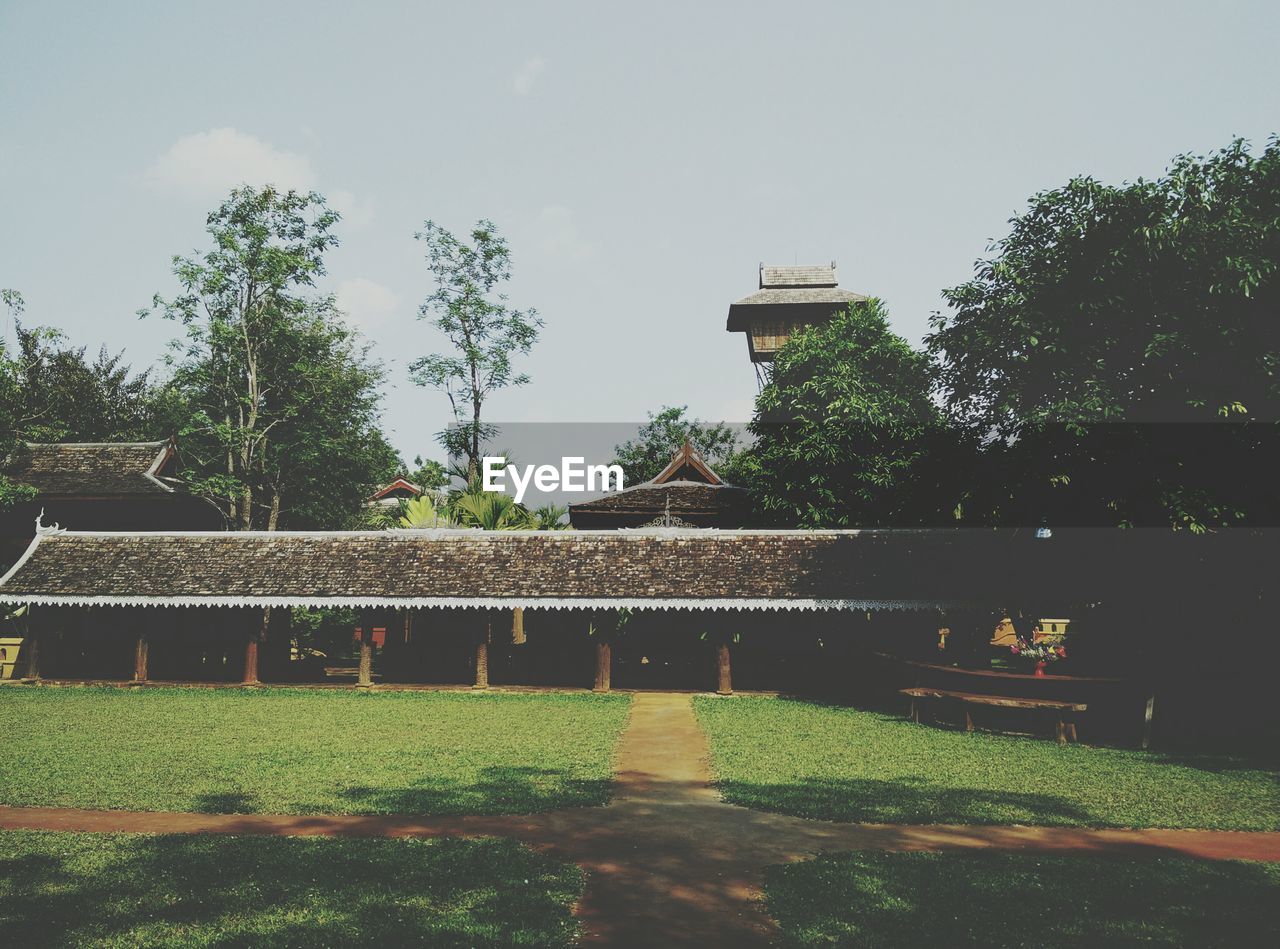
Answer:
top-left (369, 478), bottom-right (424, 502)
top-left (568, 442), bottom-right (749, 528)
top-left (0, 527), bottom-right (973, 611)
top-left (4, 441), bottom-right (178, 498)
top-left (651, 441), bottom-right (722, 485)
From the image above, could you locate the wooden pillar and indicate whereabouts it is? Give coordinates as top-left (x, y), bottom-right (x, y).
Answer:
top-left (473, 613), bottom-right (490, 690)
top-left (1141, 692), bottom-right (1156, 750)
top-left (716, 641), bottom-right (732, 695)
top-left (593, 639), bottom-right (612, 692)
top-left (20, 631), bottom-right (41, 682)
top-left (242, 618), bottom-right (260, 686)
top-left (132, 631), bottom-right (149, 684)
top-left (357, 625), bottom-right (373, 688)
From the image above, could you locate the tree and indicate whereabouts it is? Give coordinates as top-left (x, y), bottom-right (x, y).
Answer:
top-left (410, 220), bottom-right (541, 476)
top-left (10, 323), bottom-right (165, 443)
top-left (927, 137), bottom-right (1280, 529)
top-left (149, 186), bottom-right (398, 530)
top-left (2, 289), bottom-right (165, 508)
top-left (0, 290), bottom-right (33, 509)
top-left (407, 456), bottom-right (449, 492)
top-left (747, 301), bottom-right (951, 528)
top-left (612, 406), bottom-right (743, 484)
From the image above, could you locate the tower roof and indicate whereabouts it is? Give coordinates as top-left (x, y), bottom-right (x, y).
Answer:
top-left (726, 262), bottom-right (867, 332)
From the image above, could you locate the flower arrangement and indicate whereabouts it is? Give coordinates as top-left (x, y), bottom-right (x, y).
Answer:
top-left (1010, 637), bottom-right (1066, 674)
top-left (1010, 638), bottom-right (1067, 662)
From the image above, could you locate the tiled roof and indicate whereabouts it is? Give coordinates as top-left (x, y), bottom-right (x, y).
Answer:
top-left (0, 528), bottom-right (975, 610)
top-left (4, 442), bottom-right (175, 497)
top-left (729, 286), bottom-right (868, 308)
top-left (568, 482), bottom-right (750, 529)
top-left (726, 263), bottom-right (868, 332)
top-left (760, 264), bottom-right (838, 288)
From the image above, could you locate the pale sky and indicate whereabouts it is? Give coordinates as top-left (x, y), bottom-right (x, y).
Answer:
top-left (2, 0), bottom-right (1278, 464)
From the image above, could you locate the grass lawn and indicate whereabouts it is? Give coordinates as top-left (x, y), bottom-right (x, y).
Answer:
top-left (0, 829), bottom-right (581, 947)
top-left (694, 696), bottom-right (1279, 830)
top-left (0, 687), bottom-right (630, 815)
top-left (764, 852), bottom-right (1280, 948)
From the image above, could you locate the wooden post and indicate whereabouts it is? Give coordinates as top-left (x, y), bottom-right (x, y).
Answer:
top-left (20, 631), bottom-right (41, 682)
top-left (357, 625), bottom-right (373, 689)
top-left (242, 625), bottom-right (260, 686)
top-left (716, 641), bottom-right (732, 695)
top-left (132, 632), bottom-right (149, 684)
top-left (594, 638), bottom-right (612, 692)
top-left (1141, 693), bottom-right (1155, 750)
top-left (474, 616), bottom-right (490, 690)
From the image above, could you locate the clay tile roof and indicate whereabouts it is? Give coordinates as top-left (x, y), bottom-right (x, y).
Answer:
top-left (0, 529), bottom-right (970, 610)
top-left (5, 441), bottom-right (176, 497)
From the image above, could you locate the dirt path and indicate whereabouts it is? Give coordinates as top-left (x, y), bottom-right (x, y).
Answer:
top-left (3, 692), bottom-right (1278, 946)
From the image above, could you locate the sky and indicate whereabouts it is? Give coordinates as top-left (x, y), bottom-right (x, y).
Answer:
top-left (2, 0), bottom-right (1278, 466)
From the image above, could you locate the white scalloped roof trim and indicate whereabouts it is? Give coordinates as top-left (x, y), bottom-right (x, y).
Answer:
top-left (0, 595), bottom-right (958, 612)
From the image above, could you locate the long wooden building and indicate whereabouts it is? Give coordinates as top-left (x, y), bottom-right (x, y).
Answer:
top-left (0, 524), bottom-right (1020, 692)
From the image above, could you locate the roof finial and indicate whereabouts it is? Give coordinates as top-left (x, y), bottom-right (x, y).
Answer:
top-left (34, 508), bottom-right (64, 536)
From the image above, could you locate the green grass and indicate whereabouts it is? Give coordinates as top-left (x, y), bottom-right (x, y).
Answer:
top-left (0, 687), bottom-right (630, 815)
top-left (764, 852), bottom-right (1280, 948)
top-left (694, 696), bottom-right (1279, 830)
top-left (0, 829), bottom-right (581, 947)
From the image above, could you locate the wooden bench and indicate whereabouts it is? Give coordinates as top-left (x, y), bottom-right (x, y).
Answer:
top-left (900, 687), bottom-right (1087, 744)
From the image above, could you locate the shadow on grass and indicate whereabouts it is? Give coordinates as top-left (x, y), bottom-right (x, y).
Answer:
top-left (764, 851), bottom-right (1280, 948)
top-left (336, 765), bottom-right (612, 816)
top-left (172, 768), bottom-right (609, 818)
top-left (0, 831), bottom-right (582, 948)
top-left (714, 774), bottom-right (1101, 826)
top-left (192, 790), bottom-right (258, 814)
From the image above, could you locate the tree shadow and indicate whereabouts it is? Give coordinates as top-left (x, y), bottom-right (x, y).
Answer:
top-left (714, 774), bottom-right (1103, 826)
top-left (192, 790), bottom-right (258, 813)
top-left (337, 765), bottom-right (612, 816)
top-left (763, 850), bottom-right (1280, 948)
top-left (0, 830), bottom-right (582, 947)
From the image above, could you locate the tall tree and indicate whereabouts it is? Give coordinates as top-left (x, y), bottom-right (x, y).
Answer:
top-left (747, 301), bottom-right (951, 528)
top-left (148, 186), bottom-right (397, 530)
top-left (612, 406), bottom-right (743, 484)
top-left (410, 220), bottom-right (541, 475)
top-left (927, 137), bottom-right (1280, 529)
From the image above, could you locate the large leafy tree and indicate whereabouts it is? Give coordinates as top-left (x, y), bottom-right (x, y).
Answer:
top-left (927, 137), bottom-right (1280, 529)
top-left (410, 220), bottom-right (541, 476)
top-left (612, 405), bottom-right (743, 484)
top-left (746, 300), bottom-right (952, 528)
top-left (149, 186), bottom-right (398, 530)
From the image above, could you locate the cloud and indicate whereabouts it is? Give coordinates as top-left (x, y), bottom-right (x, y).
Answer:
top-left (512, 56), bottom-right (548, 96)
top-left (335, 277), bottom-right (401, 331)
top-left (534, 206), bottom-right (596, 262)
top-left (143, 128), bottom-right (316, 196)
top-left (330, 189), bottom-right (375, 230)
top-left (142, 128), bottom-right (373, 227)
